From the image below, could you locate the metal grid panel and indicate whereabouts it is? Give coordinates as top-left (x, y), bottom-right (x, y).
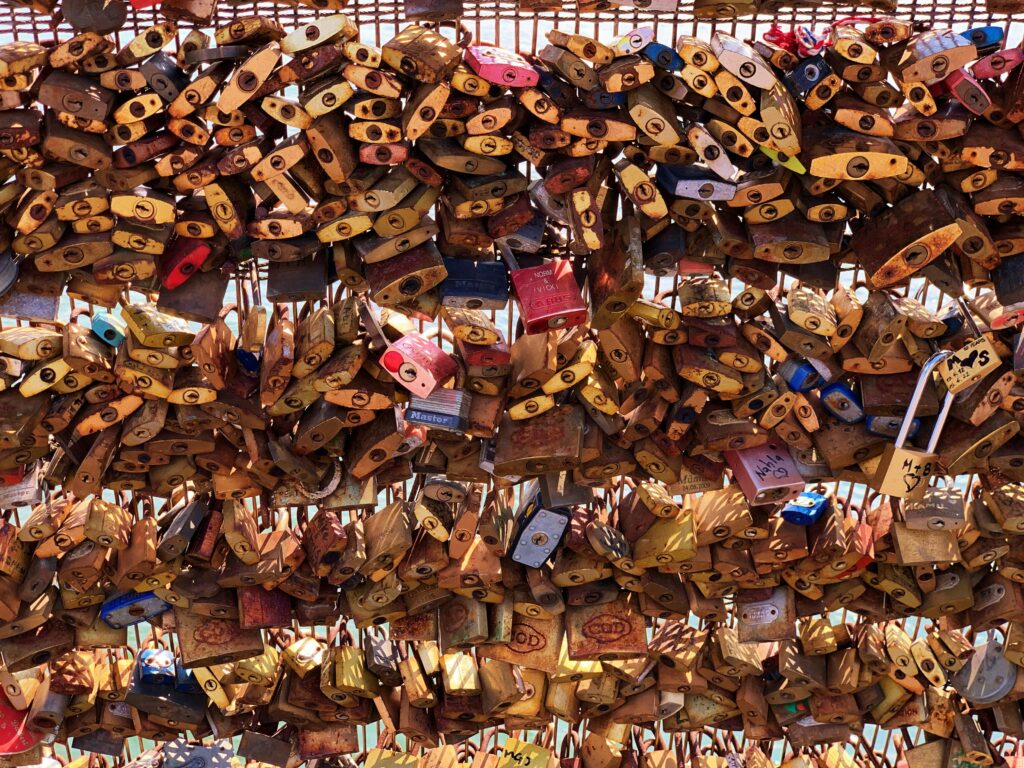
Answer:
top-left (0, 0), bottom-right (1013, 49)
top-left (0, 0), bottom-right (1017, 764)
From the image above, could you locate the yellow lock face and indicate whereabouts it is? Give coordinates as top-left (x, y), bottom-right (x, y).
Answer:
top-left (874, 445), bottom-right (939, 498)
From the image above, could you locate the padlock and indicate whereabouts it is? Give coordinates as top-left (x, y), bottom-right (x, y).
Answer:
top-left (782, 489), bottom-right (831, 526)
top-left (501, 246), bottom-right (588, 335)
top-left (137, 642), bottom-right (175, 686)
top-left (872, 351), bottom-right (955, 499)
top-left (510, 489), bottom-right (571, 569)
top-left (379, 332), bottom-right (458, 398)
top-left (724, 440), bottom-right (804, 505)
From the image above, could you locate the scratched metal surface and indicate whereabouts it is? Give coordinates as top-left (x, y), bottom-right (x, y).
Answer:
top-left (0, 0), bottom-right (1019, 764)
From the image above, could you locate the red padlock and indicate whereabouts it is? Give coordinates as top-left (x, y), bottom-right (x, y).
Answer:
top-left (456, 336), bottom-right (511, 371)
top-left (943, 68), bottom-right (992, 115)
top-left (0, 465), bottom-right (26, 487)
top-left (160, 236), bottom-right (212, 290)
top-left (0, 688), bottom-right (42, 756)
top-left (724, 439), bottom-right (804, 505)
top-left (380, 332), bottom-right (458, 397)
top-left (501, 244), bottom-right (588, 335)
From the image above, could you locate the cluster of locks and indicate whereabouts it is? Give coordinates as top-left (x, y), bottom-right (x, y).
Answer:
top-left (0, 0), bottom-right (1023, 766)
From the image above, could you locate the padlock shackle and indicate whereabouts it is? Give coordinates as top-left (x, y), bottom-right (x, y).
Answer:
top-left (894, 350), bottom-right (952, 448)
top-left (924, 387), bottom-right (956, 456)
top-left (495, 240), bottom-right (520, 273)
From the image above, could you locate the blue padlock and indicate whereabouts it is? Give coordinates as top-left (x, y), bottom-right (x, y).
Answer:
top-left (783, 53), bottom-right (833, 101)
top-left (101, 591), bottom-right (172, 629)
top-left (90, 311), bottom-right (126, 347)
top-left (138, 646), bottom-right (176, 686)
top-left (819, 381), bottom-right (865, 424)
top-left (174, 665), bottom-right (203, 695)
top-left (779, 358), bottom-right (820, 393)
top-left (496, 210), bottom-right (547, 254)
top-left (537, 69), bottom-right (576, 111)
top-left (867, 414), bottom-right (920, 440)
top-left (582, 88), bottom-right (626, 110)
top-left (641, 41), bottom-right (683, 71)
top-left (782, 490), bottom-right (831, 526)
top-left (655, 163), bottom-right (736, 200)
top-left (938, 303), bottom-right (966, 340)
top-left (439, 258), bottom-right (509, 311)
top-left (961, 26), bottom-right (1002, 55)
top-left (235, 344), bottom-right (261, 376)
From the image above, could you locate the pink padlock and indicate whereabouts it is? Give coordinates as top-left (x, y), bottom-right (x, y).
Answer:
top-left (943, 68), bottom-right (992, 115)
top-left (380, 332), bottom-right (458, 398)
top-left (724, 440), bottom-right (804, 506)
top-left (465, 45), bottom-right (539, 88)
top-left (972, 47), bottom-right (1024, 80)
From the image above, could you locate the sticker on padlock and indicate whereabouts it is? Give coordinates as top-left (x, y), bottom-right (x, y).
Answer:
top-left (406, 388), bottom-right (471, 433)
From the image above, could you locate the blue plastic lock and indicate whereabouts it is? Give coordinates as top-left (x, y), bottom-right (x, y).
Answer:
top-left (90, 311), bottom-right (127, 347)
top-left (641, 42), bottom-right (683, 71)
top-left (779, 358), bottom-right (820, 392)
top-left (782, 490), bottom-right (831, 526)
top-left (962, 26), bottom-right (1003, 54)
